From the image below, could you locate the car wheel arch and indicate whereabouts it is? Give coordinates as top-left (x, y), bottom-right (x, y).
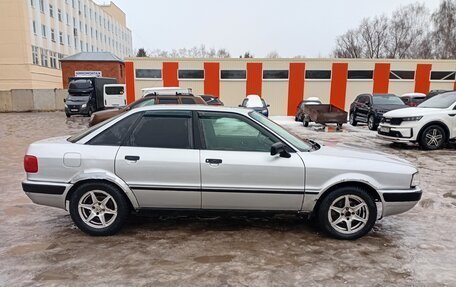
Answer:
top-left (311, 181), bottom-right (381, 218)
top-left (417, 121), bottom-right (450, 142)
top-left (66, 171), bottom-right (139, 210)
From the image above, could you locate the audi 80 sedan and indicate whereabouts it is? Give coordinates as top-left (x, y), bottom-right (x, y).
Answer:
top-left (22, 106), bottom-right (422, 240)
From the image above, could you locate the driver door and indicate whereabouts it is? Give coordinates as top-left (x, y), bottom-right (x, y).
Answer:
top-left (197, 112), bottom-right (305, 210)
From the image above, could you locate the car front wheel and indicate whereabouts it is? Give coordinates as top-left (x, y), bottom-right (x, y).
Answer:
top-left (318, 186), bottom-right (377, 240)
top-left (69, 182), bottom-right (130, 236)
top-left (419, 125), bottom-right (446, 150)
top-left (368, 115), bottom-right (378, 131)
top-left (349, 112), bottom-right (357, 126)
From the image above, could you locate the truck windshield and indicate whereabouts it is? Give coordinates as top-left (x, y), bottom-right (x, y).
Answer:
top-left (68, 79), bottom-right (93, 90)
top-left (250, 112), bottom-right (312, 151)
top-left (419, 92), bottom-right (456, 109)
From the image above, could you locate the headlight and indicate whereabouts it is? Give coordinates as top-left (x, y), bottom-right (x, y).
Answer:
top-left (81, 104), bottom-right (87, 109)
top-left (411, 172), bottom-right (420, 187)
top-left (402, 116), bottom-right (422, 122)
top-left (262, 109), bottom-right (268, 113)
top-left (64, 104), bottom-right (68, 108)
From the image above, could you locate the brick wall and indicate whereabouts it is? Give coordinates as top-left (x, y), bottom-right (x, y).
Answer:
top-left (61, 61), bottom-right (126, 88)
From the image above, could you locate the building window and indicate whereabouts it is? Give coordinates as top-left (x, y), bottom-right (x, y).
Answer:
top-left (50, 52), bottom-right (57, 69)
top-left (59, 32), bottom-right (64, 45)
top-left (221, 70), bottom-right (246, 79)
top-left (32, 46), bottom-right (39, 65)
top-left (80, 40), bottom-right (83, 51)
top-left (49, 4), bottom-right (54, 17)
top-left (58, 9), bottom-right (62, 21)
top-left (136, 69), bottom-right (162, 79)
top-left (72, 0), bottom-right (75, 8)
top-left (30, 0), bottom-right (34, 7)
top-left (305, 70), bottom-right (331, 79)
top-left (67, 35), bottom-right (71, 46)
top-left (58, 53), bottom-right (64, 69)
top-left (40, 48), bottom-right (48, 67)
top-left (347, 70), bottom-right (373, 79)
top-left (263, 70), bottom-right (289, 79)
top-left (66, 13), bottom-right (69, 25)
top-left (85, 24), bottom-right (88, 35)
top-left (41, 24), bottom-right (46, 38)
top-left (430, 71), bottom-right (456, 81)
top-left (389, 71), bottom-right (415, 80)
top-left (39, 0), bottom-right (44, 13)
top-left (51, 29), bottom-right (55, 42)
top-left (178, 70), bottom-right (204, 79)
top-left (32, 20), bottom-right (37, 34)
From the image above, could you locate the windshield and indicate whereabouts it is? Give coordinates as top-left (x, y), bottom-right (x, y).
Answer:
top-left (250, 112), bottom-right (311, 151)
top-left (373, 94), bottom-right (404, 105)
top-left (419, 92), bottom-right (456, 109)
top-left (67, 113), bottom-right (124, 143)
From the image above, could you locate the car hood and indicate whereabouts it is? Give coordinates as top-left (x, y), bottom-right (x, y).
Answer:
top-left (384, 107), bottom-right (447, 117)
top-left (311, 143), bottom-right (414, 167)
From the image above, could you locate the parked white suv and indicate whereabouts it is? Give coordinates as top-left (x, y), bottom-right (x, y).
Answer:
top-left (378, 92), bottom-right (456, 150)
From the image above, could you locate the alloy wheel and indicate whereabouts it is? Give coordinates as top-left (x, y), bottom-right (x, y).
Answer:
top-left (327, 194), bottom-right (369, 235)
top-left (425, 128), bottom-right (444, 148)
top-left (78, 190), bottom-right (118, 229)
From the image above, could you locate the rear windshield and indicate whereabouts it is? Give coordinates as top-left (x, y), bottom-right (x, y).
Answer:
top-left (67, 113), bottom-right (123, 143)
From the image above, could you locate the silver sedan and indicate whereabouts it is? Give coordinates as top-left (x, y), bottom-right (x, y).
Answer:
top-left (22, 105), bottom-right (422, 239)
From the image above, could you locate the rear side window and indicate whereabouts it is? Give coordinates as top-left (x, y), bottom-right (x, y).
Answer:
top-left (158, 98), bottom-right (178, 104)
top-left (105, 86), bottom-right (124, 95)
top-left (127, 112), bottom-right (192, 149)
top-left (181, 98), bottom-right (196, 104)
top-left (88, 113), bottom-right (141, 146)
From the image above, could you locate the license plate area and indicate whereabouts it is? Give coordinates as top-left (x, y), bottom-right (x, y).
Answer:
top-left (379, 126), bottom-right (390, 133)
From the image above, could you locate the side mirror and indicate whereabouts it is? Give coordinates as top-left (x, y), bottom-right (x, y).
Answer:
top-left (63, 98), bottom-right (66, 103)
top-left (238, 105), bottom-right (242, 107)
top-left (270, 142), bottom-right (291, 158)
top-left (267, 104), bottom-right (270, 107)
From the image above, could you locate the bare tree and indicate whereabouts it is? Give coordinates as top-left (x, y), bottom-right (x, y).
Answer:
top-left (265, 51), bottom-right (280, 58)
top-left (216, 48), bottom-right (230, 58)
top-left (145, 46), bottom-right (232, 58)
top-left (432, 0), bottom-right (456, 59)
top-left (359, 16), bottom-right (389, 58)
top-left (241, 52), bottom-right (254, 58)
top-left (333, 29), bottom-right (363, 58)
top-left (386, 3), bottom-right (430, 58)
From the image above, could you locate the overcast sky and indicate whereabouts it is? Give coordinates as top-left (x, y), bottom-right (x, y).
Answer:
top-left (96, 0), bottom-right (441, 58)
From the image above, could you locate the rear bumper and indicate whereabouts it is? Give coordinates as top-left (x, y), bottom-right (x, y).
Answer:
top-left (22, 181), bottom-right (70, 209)
top-left (378, 187), bottom-right (422, 217)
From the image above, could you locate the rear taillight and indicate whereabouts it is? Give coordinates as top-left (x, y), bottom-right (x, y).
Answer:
top-left (24, 155), bottom-right (38, 173)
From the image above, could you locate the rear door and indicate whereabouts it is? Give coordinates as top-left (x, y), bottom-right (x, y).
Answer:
top-left (197, 112), bottom-right (305, 210)
top-left (115, 110), bottom-right (201, 208)
top-left (104, 84), bottom-right (127, 108)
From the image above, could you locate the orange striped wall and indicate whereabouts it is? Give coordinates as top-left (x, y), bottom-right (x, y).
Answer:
top-left (287, 63), bottom-right (305, 116)
top-left (330, 63), bottom-right (348, 110)
top-left (204, 62), bottom-right (220, 97)
top-left (414, 64), bottom-right (432, 94)
top-left (163, 62), bottom-right (179, 87)
top-left (373, 63), bottom-right (390, 93)
top-left (246, 63), bottom-right (263, 96)
top-left (125, 61), bottom-right (136, 104)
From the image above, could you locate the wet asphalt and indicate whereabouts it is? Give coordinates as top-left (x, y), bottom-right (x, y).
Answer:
top-left (0, 112), bottom-right (455, 287)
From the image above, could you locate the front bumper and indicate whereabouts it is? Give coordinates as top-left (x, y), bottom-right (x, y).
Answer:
top-left (377, 124), bottom-right (418, 142)
top-left (65, 105), bottom-right (89, 115)
top-left (22, 181), bottom-right (71, 210)
top-left (378, 186), bottom-right (422, 217)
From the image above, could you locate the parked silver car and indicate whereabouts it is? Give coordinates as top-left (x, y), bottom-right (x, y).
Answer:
top-left (22, 106), bottom-right (422, 239)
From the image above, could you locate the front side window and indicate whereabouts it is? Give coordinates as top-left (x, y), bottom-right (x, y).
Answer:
top-left (199, 113), bottom-right (276, 152)
top-left (181, 98), bottom-right (196, 104)
top-left (158, 98), bottom-right (178, 104)
top-left (128, 112), bottom-right (192, 149)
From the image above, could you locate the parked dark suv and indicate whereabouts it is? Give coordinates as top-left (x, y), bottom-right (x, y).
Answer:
top-left (349, 93), bottom-right (406, 130)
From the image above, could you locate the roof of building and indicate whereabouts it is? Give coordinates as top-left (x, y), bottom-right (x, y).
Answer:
top-left (61, 52), bottom-right (123, 62)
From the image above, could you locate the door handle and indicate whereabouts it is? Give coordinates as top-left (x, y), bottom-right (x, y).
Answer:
top-left (205, 158), bottom-right (222, 164)
top-left (125, 155), bottom-right (140, 161)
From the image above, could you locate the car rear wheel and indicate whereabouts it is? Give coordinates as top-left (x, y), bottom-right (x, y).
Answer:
top-left (318, 186), bottom-right (377, 240)
top-left (69, 182), bottom-right (130, 236)
top-left (349, 112), bottom-right (357, 126)
top-left (368, 115), bottom-right (378, 131)
top-left (419, 125), bottom-right (446, 150)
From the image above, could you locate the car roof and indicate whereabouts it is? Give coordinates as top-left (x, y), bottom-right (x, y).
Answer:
top-left (401, 93), bottom-right (426, 98)
top-left (305, 97), bottom-right (321, 101)
top-left (130, 104), bottom-right (251, 115)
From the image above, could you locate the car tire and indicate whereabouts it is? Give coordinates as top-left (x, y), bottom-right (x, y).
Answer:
top-left (65, 112), bottom-right (71, 118)
top-left (317, 186), bottom-right (377, 240)
top-left (368, 115), bottom-right (378, 131)
top-left (349, 112), bottom-right (357, 126)
top-left (419, 125), bottom-right (447, 150)
top-left (87, 107), bottom-right (94, 117)
top-left (69, 182), bottom-right (130, 236)
top-left (303, 120), bottom-right (309, 127)
top-left (295, 116), bottom-right (299, 122)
